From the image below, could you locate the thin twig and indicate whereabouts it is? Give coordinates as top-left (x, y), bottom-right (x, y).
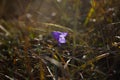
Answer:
top-left (0, 25), bottom-right (10, 36)
top-left (64, 58), bottom-right (72, 69)
top-left (47, 66), bottom-right (56, 80)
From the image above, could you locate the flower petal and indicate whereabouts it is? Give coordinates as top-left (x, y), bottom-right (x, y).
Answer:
top-left (51, 31), bottom-right (61, 40)
top-left (51, 31), bottom-right (68, 44)
top-left (59, 35), bottom-right (66, 43)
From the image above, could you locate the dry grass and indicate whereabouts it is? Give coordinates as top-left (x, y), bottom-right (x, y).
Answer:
top-left (0, 0), bottom-right (120, 80)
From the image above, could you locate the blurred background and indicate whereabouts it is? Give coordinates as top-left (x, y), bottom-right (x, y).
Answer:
top-left (0, 0), bottom-right (120, 80)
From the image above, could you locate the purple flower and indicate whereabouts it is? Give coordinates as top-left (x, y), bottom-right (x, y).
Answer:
top-left (52, 31), bottom-right (68, 45)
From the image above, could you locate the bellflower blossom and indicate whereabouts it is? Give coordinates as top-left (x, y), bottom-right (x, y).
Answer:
top-left (52, 31), bottom-right (68, 45)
